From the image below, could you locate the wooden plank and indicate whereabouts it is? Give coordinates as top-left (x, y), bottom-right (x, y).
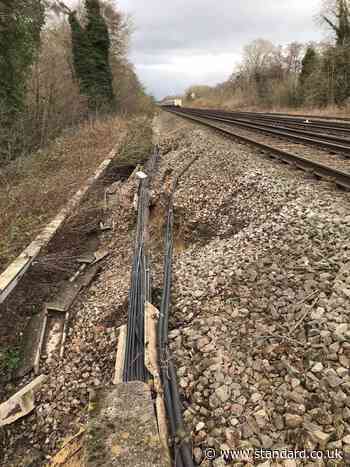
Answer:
top-left (48, 428), bottom-right (85, 467)
top-left (114, 325), bottom-right (127, 384)
top-left (144, 302), bottom-right (172, 465)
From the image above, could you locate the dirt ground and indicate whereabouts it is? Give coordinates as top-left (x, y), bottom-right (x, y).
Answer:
top-left (0, 115), bottom-right (153, 466)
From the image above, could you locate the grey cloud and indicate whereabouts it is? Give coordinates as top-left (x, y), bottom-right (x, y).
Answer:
top-left (86, 0), bottom-right (325, 97)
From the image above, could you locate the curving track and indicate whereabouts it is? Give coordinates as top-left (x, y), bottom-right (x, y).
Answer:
top-left (162, 106), bottom-right (350, 191)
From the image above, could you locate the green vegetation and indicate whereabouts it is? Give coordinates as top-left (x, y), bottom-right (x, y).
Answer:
top-left (300, 47), bottom-right (318, 88)
top-left (0, 347), bottom-right (21, 374)
top-left (0, 0), bottom-right (45, 161)
top-left (0, 0), bottom-right (153, 163)
top-left (117, 116), bottom-right (154, 166)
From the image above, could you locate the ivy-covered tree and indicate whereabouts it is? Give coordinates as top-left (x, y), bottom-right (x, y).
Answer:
top-left (86, 0), bottom-right (115, 109)
top-left (68, 12), bottom-right (93, 97)
top-left (69, 0), bottom-right (115, 113)
top-left (0, 0), bottom-right (45, 159)
top-left (299, 47), bottom-right (318, 88)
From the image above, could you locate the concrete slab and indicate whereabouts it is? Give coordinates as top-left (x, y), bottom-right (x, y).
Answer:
top-left (85, 382), bottom-right (168, 467)
top-left (0, 375), bottom-right (46, 426)
top-left (15, 310), bottom-right (47, 378)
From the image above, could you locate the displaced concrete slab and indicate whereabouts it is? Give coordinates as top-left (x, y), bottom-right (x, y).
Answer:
top-left (15, 310), bottom-right (47, 378)
top-left (0, 375), bottom-right (46, 426)
top-left (85, 382), bottom-right (168, 467)
top-left (47, 273), bottom-right (86, 314)
top-left (80, 264), bottom-right (100, 288)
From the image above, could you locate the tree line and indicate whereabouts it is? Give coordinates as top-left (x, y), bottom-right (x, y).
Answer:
top-left (185, 0), bottom-right (350, 110)
top-left (0, 0), bottom-right (153, 163)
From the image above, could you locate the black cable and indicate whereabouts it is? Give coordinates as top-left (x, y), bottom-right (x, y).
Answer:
top-left (123, 148), bottom-right (159, 382)
top-left (158, 157), bottom-right (201, 467)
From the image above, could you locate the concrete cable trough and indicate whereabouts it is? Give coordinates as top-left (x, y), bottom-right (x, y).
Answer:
top-left (115, 146), bottom-right (196, 466)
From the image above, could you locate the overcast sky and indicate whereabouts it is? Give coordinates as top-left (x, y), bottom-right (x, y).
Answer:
top-left (69, 0), bottom-right (324, 98)
top-left (116, 0), bottom-right (324, 99)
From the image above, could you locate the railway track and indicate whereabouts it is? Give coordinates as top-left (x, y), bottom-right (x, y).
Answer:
top-left (197, 111), bottom-right (350, 138)
top-left (163, 106), bottom-right (350, 191)
top-left (172, 107), bottom-right (350, 156)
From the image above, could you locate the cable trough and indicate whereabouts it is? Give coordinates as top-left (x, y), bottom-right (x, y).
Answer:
top-left (121, 147), bottom-right (195, 466)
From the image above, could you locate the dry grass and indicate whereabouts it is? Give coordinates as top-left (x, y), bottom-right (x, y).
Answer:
top-left (0, 115), bottom-right (128, 272)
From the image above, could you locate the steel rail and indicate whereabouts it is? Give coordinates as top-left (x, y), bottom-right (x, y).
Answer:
top-left (259, 110), bottom-right (350, 123)
top-left (238, 114), bottom-right (350, 131)
top-left (219, 110), bottom-right (350, 129)
top-left (193, 108), bottom-right (350, 127)
top-left (175, 107), bottom-right (350, 156)
top-left (164, 108), bottom-right (350, 191)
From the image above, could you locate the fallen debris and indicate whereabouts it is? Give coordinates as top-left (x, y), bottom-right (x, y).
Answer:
top-left (49, 428), bottom-right (85, 467)
top-left (38, 258), bottom-right (104, 369)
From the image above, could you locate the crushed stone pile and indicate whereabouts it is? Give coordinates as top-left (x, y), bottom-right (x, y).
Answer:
top-left (155, 113), bottom-right (350, 466)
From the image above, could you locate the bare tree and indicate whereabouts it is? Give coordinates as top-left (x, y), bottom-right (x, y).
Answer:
top-left (320, 0), bottom-right (350, 45)
top-left (284, 42), bottom-right (304, 74)
top-left (242, 39), bottom-right (276, 77)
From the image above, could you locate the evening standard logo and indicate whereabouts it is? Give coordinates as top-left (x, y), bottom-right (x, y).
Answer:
top-left (218, 448), bottom-right (344, 462)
